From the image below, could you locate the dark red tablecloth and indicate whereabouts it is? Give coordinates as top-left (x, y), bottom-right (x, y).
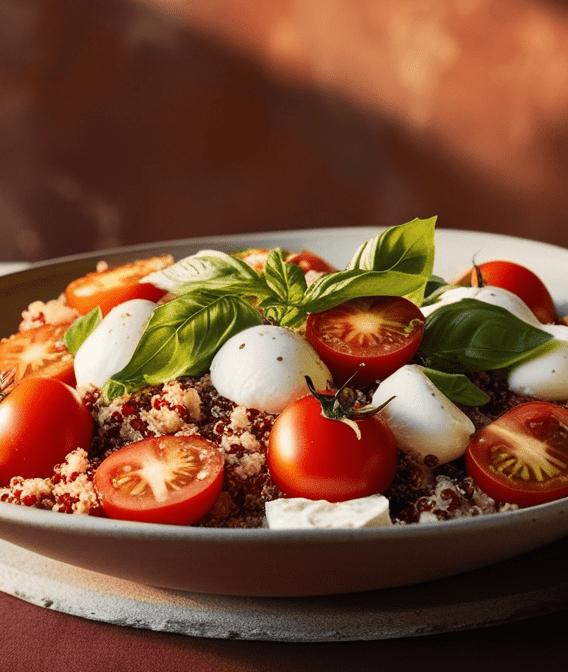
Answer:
top-left (1, 589), bottom-right (566, 671)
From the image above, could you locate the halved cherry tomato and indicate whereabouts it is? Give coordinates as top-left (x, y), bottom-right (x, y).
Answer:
top-left (0, 377), bottom-right (93, 485)
top-left (459, 260), bottom-right (558, 324)
top-left (64, 255), bottom-right (172, 316)
top-left (465, 401), bottom-right (568, 507)
top-left (305, 296), bottom-right (425, 386)
top-left (0, 323), bottom-right (75, 395)
top-left (94, 435), bottom-right (224, 525)
top-left (267, 394), bottom-right (398, 502)
top-left (285, 250), bottom-right (336, 274)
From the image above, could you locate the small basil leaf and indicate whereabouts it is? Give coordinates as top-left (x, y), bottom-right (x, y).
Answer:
top-left (420, 299), bottom-right (555, 372)
top-left (103, 291), bottom-right (263, 400)
top-left (420, 367), bottom-right (490, 406)
top-left (63, 307), bottom-right (103, 355)
top-left (423, 275), bottom-right (449, 304)
top-left (263, 249), bottom-right (307, 305)
top-left (346, 216), bottom-right (436, 305)
top-left (302, 268), bottom-right (425, 314)
top-left (144, 250), bottom-right (269, 297)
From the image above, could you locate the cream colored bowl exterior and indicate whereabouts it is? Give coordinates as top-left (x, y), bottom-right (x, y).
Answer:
top-left (1, 227), bottom-right (568, 596)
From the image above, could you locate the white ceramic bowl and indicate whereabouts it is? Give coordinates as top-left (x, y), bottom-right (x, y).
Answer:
top-left (1, 227), bottom-right (567, 597)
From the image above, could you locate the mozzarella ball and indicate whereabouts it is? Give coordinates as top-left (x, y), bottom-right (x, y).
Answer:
top-left (74, 299), bottom-right (156, 389)
top-left (421, 286), bottom-right (541, 326)
top-left (210, 325), bottom-right (332, 414)
top-left (371, 364), bottom-right (475, 464)
top-left (508, 323), bottom-right (568, 400)
top-left (265, 494), bottom-right (392, 529)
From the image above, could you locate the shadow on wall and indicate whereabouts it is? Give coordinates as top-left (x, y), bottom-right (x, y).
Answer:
top-left (1, 0), bottom-right (568, 261)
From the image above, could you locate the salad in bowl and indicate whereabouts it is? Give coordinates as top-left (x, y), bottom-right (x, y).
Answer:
top-left (1, 216), bottom-right (567, 537)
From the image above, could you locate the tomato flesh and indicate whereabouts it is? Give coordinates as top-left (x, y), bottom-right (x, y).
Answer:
top-left (0, 377), bottom-right (93, 485)
top-left (64, 255), bottom-right (171, 316)
top-left (0, 323), bottom-right (75, 395)
top-left (267, 394), bottom-right (398, 502)
top-left (465, 260), bottom-right (558, 324)
top-left (305, 296), bottom-right (425, 386)
top-left (94, 435), bottom-right (224, 525)
top-left (465, 402), bottom-right (568, 507)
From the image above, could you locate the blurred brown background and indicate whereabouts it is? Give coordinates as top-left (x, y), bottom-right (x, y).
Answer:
top-left (1, 0), bottom-right (568, 261)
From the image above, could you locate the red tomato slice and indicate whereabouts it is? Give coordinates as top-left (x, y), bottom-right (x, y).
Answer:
top-left (94, 435), bottom-right (224, 525)
top-left (0, 323), bottom-right (75, 395)
top-left (0, 377), bottom-right (93, 484)
top-left (267, 394), bottom-right (398, 502)
top-left (285, 250), bottom-right (336, 274)
top-left (459, 260), bottom-right (558, 324)
top-left (64, 255), bottom-right (172, 316)
top-left (465, 402), bottom-right (568, 507)
top-left (305, 296), bottom-right (425, 386)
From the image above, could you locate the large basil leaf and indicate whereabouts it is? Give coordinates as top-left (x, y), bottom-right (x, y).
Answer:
top-left (103, 291), bottom-right (263, 400)
top-left (421, 299), bottom-right (556, 372)
top-left (346, 217), bottom-right (436, 304)
top-left (302, 268), bottom-right (427, 315)
top-left (143, 250), bottom-right (269, 297)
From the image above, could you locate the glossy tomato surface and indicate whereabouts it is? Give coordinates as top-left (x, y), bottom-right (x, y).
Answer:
top-left (267, 394), bottom-right (398, 502)
top-left (0, 377), bottom-right (93, 485)
top-left (0, 323), bottom-right (75, 394)
top-left (305, 296), bottom-right (425, 386)
top-left (94, 435), bottom-right (224, 525)
top-left (285, 250), bottom-right (336, 274)
top-left (469, 260), bottom-right (558, 324)
top-left (465, 401), bottom-right (568, 507)
top-left (64, 255), bottom-right (171, 316)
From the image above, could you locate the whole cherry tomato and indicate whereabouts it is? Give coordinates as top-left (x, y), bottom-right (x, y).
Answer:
top-left (285, 250), bottom-right (336, 274)
top-left (94, 435), bottom-right (224, 525)
top-left (467, 260), bottom-right (557, 324)
top-left (64, 255), bottom-right (171, 316)
top-left (267, 393), bottom-right (398, 502)
top-left (305, 296), bottom-right (425, 387)
top-left (465, 401), bottom-right (568, 507)
top-left (0, 377), bottom-right (93, 485)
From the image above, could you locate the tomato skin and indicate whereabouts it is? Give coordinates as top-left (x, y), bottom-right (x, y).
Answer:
top-left (285, 250), bottom-right (336, 274)
top-left (94, 435), bottom-right (224, 525)
top-left (465, 402), bottom-right (568, 507)
top-left (0, 323), bottom-right (75, 394)
top-left (305, 296), bottom-right (425, 387)
top-left (267, 395), bottom-right (398, 502)
top-left (0, 378), bottom-right (93, 485)
top-left (468, 260), bottom-right (557, 324)
top-left (64, 255), bottom-right (171, 316)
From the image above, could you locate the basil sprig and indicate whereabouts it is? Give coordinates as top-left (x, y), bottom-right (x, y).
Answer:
top-left (420, 299), bottom-right (557, 373)
top-left (88, 217), bottom-right (438, 400)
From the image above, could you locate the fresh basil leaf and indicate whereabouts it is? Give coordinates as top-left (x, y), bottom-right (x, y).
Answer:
top-left (63, 307), bottom-right (103, 355)
top-left (143, 249), bottom-right (269, 297)
top-left (258, 249), bottom-right (308, 326)
top-left (420, 367), bottom-right (490, 406)
top-left (301, 268), bottom-right (426, 315)
top-left (346, 217), bottom-right (436, 305)
top-left (103, 290), bottom-right (263, 400)
top-left (423, 275), bottom-right (449, 303)
top-left (420, 298), bottom-right (556, 372)
top-left (263, 249), bottom-right (307, 305)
